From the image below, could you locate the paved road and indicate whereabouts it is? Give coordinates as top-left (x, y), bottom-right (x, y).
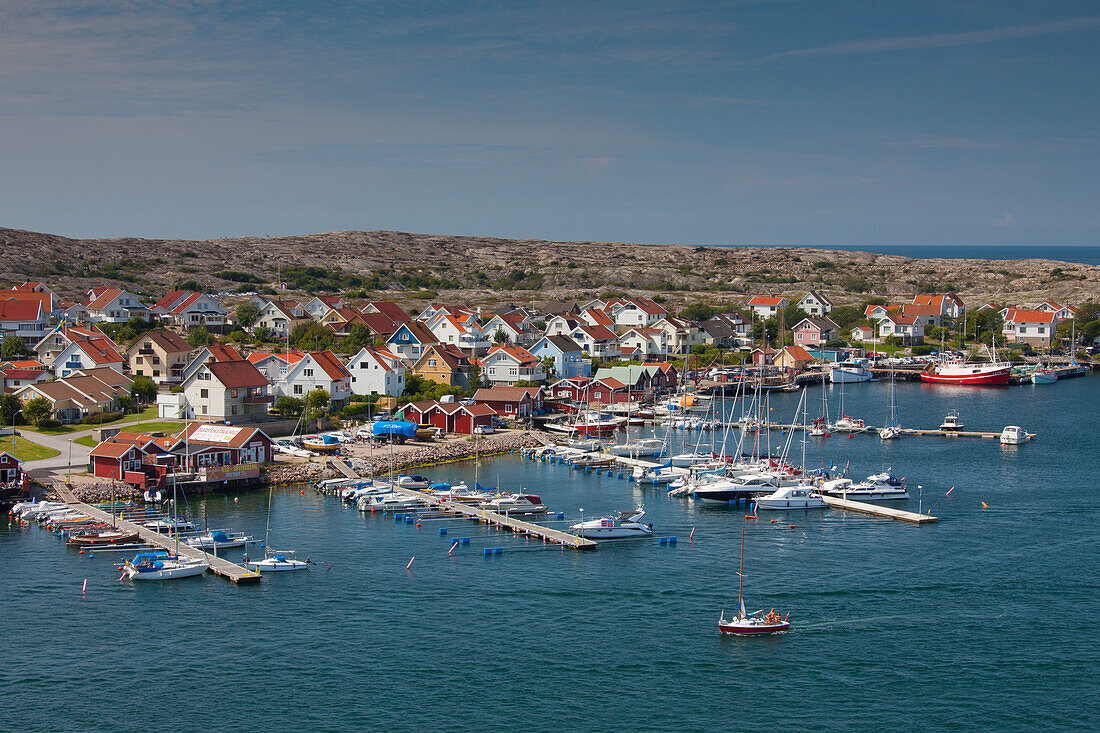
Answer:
top-left (19, 420), bottom-right (181, 478)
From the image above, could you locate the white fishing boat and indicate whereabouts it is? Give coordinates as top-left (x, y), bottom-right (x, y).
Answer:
top-left (830, 359), bottom-right (872, 383)
top-left (478, 493), bottom-right (547, 515)
top-left (184, 530), bottom-right (256, 550)
top-left (1000, 425), bottom-right (1028, 445)
top-left (718, 527), bottom-right (790, 635)
top-left (939, 410), bottom-right (964, 431)
top-left (755, 483), bottom-right (826, 510)
top-left (245, 551), bottom-right (309, 572)
top-left (821, 472), bottom-right (909, 500)
top-left (124, 551), bottom-right (208, 581)
top-left (570, 509), bottom-right (653, 539)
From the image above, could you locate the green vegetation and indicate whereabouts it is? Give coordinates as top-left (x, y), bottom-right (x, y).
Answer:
top-left (399, 373), bottom-right (464, 404)
top-left (6, 435), bottom-right (60, 461)
top-left (74, 436), bottom-right (98, 448)
top-left (2, 336), bottom-right (30, 359)
top-left (214, 270), bottom-right (264, 283)
top-left (235, 301), bottom-right (261, 328)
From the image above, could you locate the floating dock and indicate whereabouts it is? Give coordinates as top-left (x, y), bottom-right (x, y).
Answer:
top-left (821, 495), bottom-right (937, 524)
top-left (53, 484), bottom-right (261, 583)
top-left (394, 488), bottom-right (597, 549)
top-left (899, 428), bottom-right (1035, 440)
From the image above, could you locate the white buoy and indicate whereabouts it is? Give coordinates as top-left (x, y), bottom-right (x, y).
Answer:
top-left (406, 556), bottom-right (415, 570)
top-left (81, 579), bottom-right (87, 594)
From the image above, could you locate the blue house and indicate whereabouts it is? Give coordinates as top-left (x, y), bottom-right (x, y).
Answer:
top-left (384, 321), bottom-right (438, 361)
top-left (530, 335), bottom-right (591, 379)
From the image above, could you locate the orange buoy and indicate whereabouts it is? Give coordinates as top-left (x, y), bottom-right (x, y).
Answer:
top-left (789, 524), bottom-right (797, 529)
top-left (981, 501), bottom-right (988, 509)
top-left (770, 519), bottom-right (777, 524)
top-left (416, 522), bottom-right (422, 528)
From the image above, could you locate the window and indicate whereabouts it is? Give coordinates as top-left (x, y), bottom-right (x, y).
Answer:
top-left (200, 388), bottom-right (209, 398)
top-left (428, 359), bottom-right (437, 367)
top-left (152, 370), bottom-right (160, 377)
top-left (200, 405), bottom-right (207, 415)
top-left (231, 405), bottom-right (238, 415)
top-left (293, 384), bottom-right (303, 395)
top-left (231, 389), bottom-right (238, 398)
top-left (304, 368), bottom-right (313, 377)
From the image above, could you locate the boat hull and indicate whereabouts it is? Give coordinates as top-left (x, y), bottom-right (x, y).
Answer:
top-left (830, 367), bottom-right (871, 383)
top-left (920, 368), bottom-right (1011, 385)
top-left (127, 562), bottom-right (208, 580)
top-left (719, 620), bottom-right (790, 635)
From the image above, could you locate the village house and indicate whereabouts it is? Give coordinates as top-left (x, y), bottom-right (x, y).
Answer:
top-left (580, 308), bottom-right (616, 330)
top-left (361, 301), bottom-right (412, 324)
top-left (480, 345), bottom-right (546, 386)
top-left (401, 399), bottom-right (495, 434)
top-left (50, 335), bottom-right (125, 378)
top-left (653, 316), bottom-right (704, 355)
top-left (425, 311), bottom-right (490, 355)
top-left (698, 318), bottom-right (738, 348)
top-left (547, 376), bottom-right (593, 402)
top-left (246, 350), bottom-right (305, 385)
top-left (607, 297), bottom-right (668, 330)
top-left (473, 386), bottom-right (545, 418)
top-left (709, 312), bottom-right (752, 343)
top-left (900, 303), bottom-right (943, 329)
top-left (125, 329), bottom-right (192, 385)
top-left (617, 327), bottom-right (668, 358)
top-left (0, 298), bottom-right (50, 348)
top-left (569, 324), bottom-right (622, 359)
top-left (747, 296), bottom-right (789, 320)
top-left (482, 312), bottom-right (536, 346)
top-left (0, 451), bottom-right (22, 484)
top-left (277, 350), bottom-right (352, 409)
top-left (346, 346), bottom-right (405, 398)
top-left (878, 313), bottom-right (925, 344)
top-left (529, 335), bottom-right (590, 379)
top-left (83, 287), bottom-right (150, 323)
top-left (913, 293), bottom-right (966, 320)
top-left (34, 325), bottom-right (110, 366)
top-left (1002, 309), bottom-right (1057, 348)
top-left (1037, 300), bottom-right (1076, 321)
top-left (774, 345), bottom-right (815, 371)
top-left (150, 290), bottom-right (227, 330)
top-left (177, 343), bottom-right (245, 385)
top-left (792, 317), bottom-right (840, 347)
top-left (250, 298), bottom-right (309, 338)
top-left (850, 325), bottom-right (875, 342)
top-left (797, 290), bottom-right (833, 317)
top-left (14, 369), bottom-right (131, 423)
top-left (385, 321), bottom-right (439, 362)
top-left (750, 347), bottom-right (777, 366)
top-left (304, 295), bottom-right (345, 320)
top-left (412, 344), bottom-right (474, 388)
top-left (180, 359), bottom-right (273, 423)
top-left (544, 315), bottom-right (582, 336)
top-left (0, 365), bottom-right (52, 393)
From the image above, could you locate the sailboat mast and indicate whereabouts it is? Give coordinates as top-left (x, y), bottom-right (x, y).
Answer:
top-left (737, 526), bottom-right (745, 616)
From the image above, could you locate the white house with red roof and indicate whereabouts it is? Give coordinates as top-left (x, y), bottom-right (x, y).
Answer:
top-left (544, 315), bottom-right (582, 336)
top-left (278, 350), bottom-right (352, 408)
top-left (246, 349), bottom-right (306, 384)
top-left (250, 297), bottom-right (309, 338)
top-left (877, 313), bottom-right (924, 343)
top-left (33, 325), bottom-right (110, 365)
top-left (84, 287), bottom-right (150, 323)
top-left (0, 298), bottom-right (50, 348)
top-left (481, 345), bottom-right (546, 386)
top-left (151, 290), bottom-right (227, 329)
top-left (180, 359), bottom-right (272, 422)
top-left (1037, 300), bottom-right (1076, 322)
top-left (568, 324), bottom-right (621, 359)
top-left (1003, 309), bottom-right (1056, 347)
top-left (483, 312), bottom-right (536, 346)
top-left (426, 311), bottom-right (490, 354)
top-left (850, 325), bottom-right (875, 342)
top-left (747, 296), bottom-right (789, 320)
top-left (900, 303), bottom-right (943, 328)
top-left (347, 346), bottom-right (405, 397)
top-left (618, 327), bottom-right (668, 358)
top-left (580, 308), bottom-right (616, 329)
top-left (304, 295), bottom-right (345, 320)
top-left (51, 335), bottom-right (125, 377)
top-left (608, 297), bottom-right (668, 329)
top-left (0, 365), bottom-right (52, 393)
top-left (913, 293), bottom-right (965, 319)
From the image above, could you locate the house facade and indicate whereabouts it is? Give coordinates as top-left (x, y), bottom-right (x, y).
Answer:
top-left (747, 296), bottom-right (789, 320)
top-left (180, 359), bottom-right (273, 423)
top-left (792, 317), bottom-right (840, 347)
top-left (797, 291), bottom-right (833, 317)
top-left (529, 335), bottom-right (590, 380)
top-left (51, 336), bottom-right (125, 378)
top-left (0, 299), bottom-right (50, 348)
top-left (480, 345), bottom-right (546, 386)
top-left (347, 346), bottom-right (405, 398)
top-left (14, 370), bottom-right (131, 423)
top-left (401, 400), bottom-right (495, 434)
top-left (385, 321), bottom-right (438, 362)
top-left (278, 350), bottom-right (352, 409)
top-left (125, 330), bottom-right (192, 385)
top-left (411, 344), bottom-right (473, 388)
top-left (84, 288), bottom-right (150, 323)
top-left (151, 291), bottom-right (227, 329)
top-left (473, 387), bottom-right (544, 417)
top-left (1003, 309), bottom-right (1056, 347)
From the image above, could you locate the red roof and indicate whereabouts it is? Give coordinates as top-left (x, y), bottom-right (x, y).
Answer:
top-left (575, 324), bottom-right (617, 341)
top-left (365, 301), bottom-right (412, 323)
top-left (207, 360), bottom-right (270, 388)
top-left (1005, 309), bottom-right (1056, 324)
top-left (486, 345), bottom-right (539, 366)
top-left (72, 337), bottom-right (124, 364)
top-left (748, 296), bottom-right (786, 306)
top-left (207, 344), bottom-right (244, 362)
top-left (780, 345), bottom-right (814, 361)
top-left (583, 308), bottom-right (615, 327)
top-left (0, 299), bottom-right (43, 321)
top-left (1, 368), bottom-right (49, 380)
top-left (309, 350), bottom-right (351, 380)
top-left (901, 304), bottom-right (941, 317)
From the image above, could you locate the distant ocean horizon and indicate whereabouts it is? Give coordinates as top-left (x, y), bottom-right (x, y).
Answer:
top-left (717, 243), bottom-right (1100, 266)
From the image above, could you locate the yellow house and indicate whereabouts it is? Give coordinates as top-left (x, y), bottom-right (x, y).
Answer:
top-left (412, 344), bottom-right (472, 388)
top-left (774, 345), bottom-right (814, 371)
top-left (125, 329), bottom-right (193, 385)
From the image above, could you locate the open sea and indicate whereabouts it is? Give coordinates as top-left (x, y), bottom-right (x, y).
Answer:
top-left (739, 244), bottom-right (1100, 266)
top-left (3, 375), bottom-right (1099, 732)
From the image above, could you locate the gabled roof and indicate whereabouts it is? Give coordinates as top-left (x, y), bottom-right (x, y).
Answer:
top-left (247, 349), bottom-right (305, 365)
top-left (800, 290), bottom-right (832, 306)
top-left (0, 299), bottom-right (44, 322)
top-left (537, 335), bottom-right (583, 353)
top-left (883, 313), bottom-right (920, 325)
top-left (388, 320), bottom-right (438, 345)
top-left (748, 296), bottom-right (787, 306)
top-left (177, 422), bottom-right (270, 449)
top-left (596, 377), bottom-right (627, 390)
top-left (364, 301), bottom-right (412, 323)
top-left (779, 345), bottom-right (814, 361)
top-left (70, 337), bottom-right (124, 364)
top-left (140, 329), bottom-right (191, 354)
top-left (1, 367), bottom-right (50, 380)
top-left (73, 367), bottom-right (131, 389)
top-left (206, 360), bottom-right (270, 389)
top-left (901, 304), bottom-right (942, 317)
top-left (207, 343), bottom-right (244, 362)
top-left (485, 345), bottom-right (539, 366)
top-left (573, 324), bottom-right (618, 342)
top-left (1004, 309), bottom-right (1056, 324)
top-left (474, 387), bottom-right (538, 403)
top-left (308, 350), bottom-right (351, 381)
top-left (0, 292), bottom-right (52, 314)
top-left (794, 316), bottom-right (840, 332)
top-left (417, 344), bottom-right (470, 370)
top-left (352, 346), bottom-right (402, 371)
top-left (582, 308), bottom-right (615, 327)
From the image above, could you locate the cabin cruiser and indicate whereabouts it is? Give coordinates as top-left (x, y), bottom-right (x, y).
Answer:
top-left (755, 483), bottom-right (827, 510)
top-left (830, 359), bottom-right (872, 383)
top-left (1000, 425), bottom-right (1027, 445)
top-left (245, 552), bottom-right (309, 572)
top-left (429, 482), bottom-right (494, 503)
top-left (821, 472), bottom-right (908, 500)
top-left (570, 509), bottom-right (653, 540)
top-left (396, 475), bottom-right (431, 490)
top-left (124, 552), bottom-right (208, 581)
top-left (692, 473), bottom-right (782, 505)
top-left (478, 493), bottom-right (547, 515)
top-left (143, 516), bottom-right (195, 533)
top-left (184, 530), bottom-right (256, 550)
top-left (357, 492), bottom-right (422, 511)
top-left (607, 438), bottom-right (664, 458)
top-left (939, 411), bottom-right (964, 431)
top-left (633, 464), bottom-right (691, 485)
top-left (670, 451), bottom-right (718, 468)
top-left (830, 415), bottom-right (867, 433)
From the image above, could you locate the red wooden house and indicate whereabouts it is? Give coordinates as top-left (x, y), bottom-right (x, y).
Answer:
top-left (402, 400), bottom-right (495, 433)
top-left (0, 451), bottom-right (23, 483)
top-left (473, 387), bottom-right (544, 417)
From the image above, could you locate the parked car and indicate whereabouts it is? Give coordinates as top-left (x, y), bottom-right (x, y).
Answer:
top-left (474, 425), bottom-right (497, 435)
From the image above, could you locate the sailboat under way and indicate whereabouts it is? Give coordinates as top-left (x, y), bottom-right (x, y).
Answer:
top-left (718, 527), bottom-right (790, 635)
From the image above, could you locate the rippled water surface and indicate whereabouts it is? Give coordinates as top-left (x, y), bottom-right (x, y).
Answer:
top-left (3, 376), bottom-right (1099, 732)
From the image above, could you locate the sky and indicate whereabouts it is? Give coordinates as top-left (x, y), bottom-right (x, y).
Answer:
top-left (1, 1), bottom-right (1098, 246)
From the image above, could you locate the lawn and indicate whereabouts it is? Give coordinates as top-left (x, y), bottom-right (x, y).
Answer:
top-left (73, 436), bottom-right (98, 448)
top-left (5, 435), bottom-right (61, 462)
top-left (118, 421), bottom-right (184, 437)
top-left (24, 406), bottom-right (181, 436)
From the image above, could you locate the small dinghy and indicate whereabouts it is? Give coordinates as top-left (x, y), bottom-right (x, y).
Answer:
top-left (67, 529), bottom-right (139, 546)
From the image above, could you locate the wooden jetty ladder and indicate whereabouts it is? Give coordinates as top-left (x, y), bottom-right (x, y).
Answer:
top-left (55, 483), bottom-right (262, 583)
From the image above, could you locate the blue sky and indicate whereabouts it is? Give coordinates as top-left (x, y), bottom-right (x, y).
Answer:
top-left (1, 1), bottom-right (1097, 246)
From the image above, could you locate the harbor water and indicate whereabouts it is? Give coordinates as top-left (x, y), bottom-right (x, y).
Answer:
top-left (3, 376), bottom-right (1099, 731)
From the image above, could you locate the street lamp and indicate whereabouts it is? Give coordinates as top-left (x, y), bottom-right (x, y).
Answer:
top-left (11, 409), bottom-right (23, 452)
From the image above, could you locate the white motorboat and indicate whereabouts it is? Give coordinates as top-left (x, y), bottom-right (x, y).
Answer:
top-left (478, 493), bottom-right (547, 515)
top-left (692, 473), bottom-right (781, 505)
top-left (245, 552), bottom-right (309, 572)
top-left (144, 516), bottom-right (195, 533)
top-left (358, 492), bottom-right (422, 511)
top-left (830, 415), bottom-right (867, 433)
top-left (1000, 425), bottom-right (1028, 445)
top-left (431, 482), bottom-right (493, 503)
top-left (670, 451), bottom-right (717, 468)
top-left (939, 410), bottom-right (964, 431)
top-left (184, 530), bottom-right (256, 550)
top-left (755, 484), bottom-right (826, 510)
top-left (124, 552), bottom-right (208, 581)
top-left (821, 472), bottom-right (908, 500)
top-left (607, 438), bottom-right (664, 458)
top-left (830, 359), bottom-right (872, 383)
top-left (633, 464), bottom-right (691, 485)
top-left (396, 475), bottom-right (431, 490)
top-left (570, 509), bottom-right (654, 540)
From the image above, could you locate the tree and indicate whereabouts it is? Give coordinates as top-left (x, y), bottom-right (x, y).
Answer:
top-left (305, 387), bottom-right (331, 416)
top-left (0, 393), bottom-right (20, 425)
top-left (493, 328), bottom-right (509, 344)
top-left (2, 336), bottom-right (29, 360)
top-left (467, 360), bottom-right (483, 393)
top-left (346, 323), bottom-right (372, 350)
top-left (274, 396), bottom-right (304, 417)
top-left (253, 326), bottom-right (271, 343)
top-left (131, 375), bottom-right (157, 404)
top-left (23, 396), bottom-right (51, 427)
top-left (680, 303), bottom-right (716, 322)
top-left (289, 321), bottom-right (336, 351)
top-left (235, 301), bottom-right (261, 328)
top-left (118, 394), bottom-right (136, 413)
top-left (540, 356), bottom-right (557, 379)
top-left (827, 305), bottom-right (863, 331)
top-left (187, 326), bottom-right (214, 348)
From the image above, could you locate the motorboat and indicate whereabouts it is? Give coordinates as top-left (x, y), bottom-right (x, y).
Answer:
top-left (939, 411), bottom-right (964, 431)
top-left (719, 527), bottom-right (790, 635)
top-left (1030, 369), bottom-right (1058, 385)
top-left (124, 552), bottom-right (208, 581)
top-left (142, 489), bottom-right (164, 502)
top-left (607, 438), bottom-right (664, 458)
top-left (245, 552), bottom-right (309, 572)
top-left (878, 425), bottom-right (902, 440)
top-left (302, 434), bottom-right (342, 453)
top-left (429, 482), bottom-right (493, 503)
top-left (570, 509), bottom-right (654, 540)
top-left (275, 439), bottom-right (311, 458)
top-left (144, 516), bottom-right (195, 533)
top-left (1000, 426), bottom-right (1028, 445)
top-left (830, 415), bottom-right (867, 433)
top-left (478, 493), bottom-right (547, 515)
top-left (358, 492), bottom-right (423, 511)
top-left (67, 529), bottom-right (139, 546)
top-left (830, 359), bottom-right (872, 383)
top-left (396, 475), bottom-right (431, 490)
top-left (670, 451), bottom-right (717, 468)
top-left (692, 473), bottom-right (780, 505)
top-left (755, 484), bottom-right (826, 510)
top-left (184, 530), bottom-right (256, 550)
top-left (633, 464), bottom-right (691, 485)
top-left (661, 393), bottom-right (711, 414)
top-left (821, 472), bottom-right (908, 500)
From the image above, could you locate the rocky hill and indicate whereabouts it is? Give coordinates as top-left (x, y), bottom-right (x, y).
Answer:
top-left (1, 226), bottom-right (1096, 309)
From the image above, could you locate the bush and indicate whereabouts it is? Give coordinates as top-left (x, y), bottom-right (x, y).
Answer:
top-left (36, 418), bottom-right (61, 430)
top-left (911, 344), bottom-right (934, 356)
top-left (342, 402), bottom-right (374, 417)
top-left (82, 411), bottom-right (122, 424)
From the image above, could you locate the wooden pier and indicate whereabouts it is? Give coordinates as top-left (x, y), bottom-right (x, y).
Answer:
top-left (899, 428), bottom-right (1034, 440)
top-left (821, 495), bottom-right (937, 524)
top-left (54, 484), bottom-right (261, 583)
top-left (399, 488), bottom-right (597, 549)
top-left (329, 458), bottom-right (360, 478)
